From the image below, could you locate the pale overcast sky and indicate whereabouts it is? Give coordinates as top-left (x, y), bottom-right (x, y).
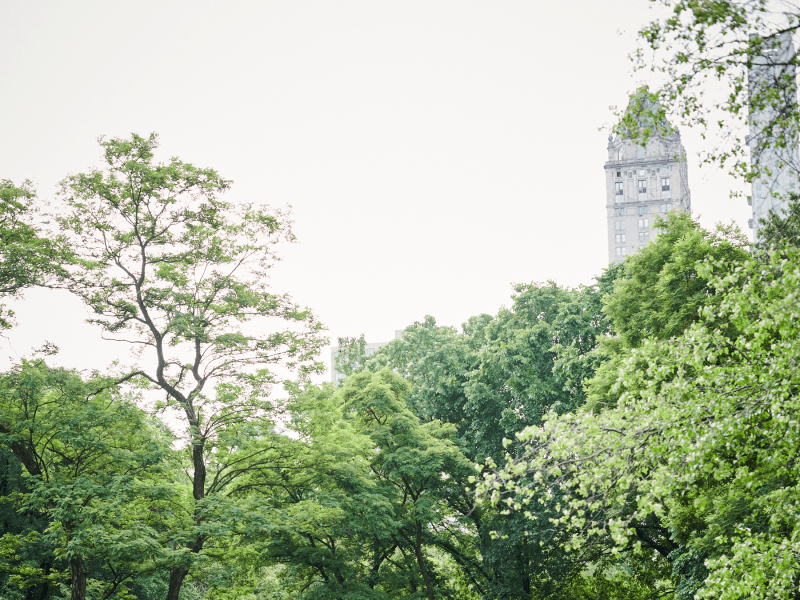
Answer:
top-left (0, 1), bottom-right (752, 379)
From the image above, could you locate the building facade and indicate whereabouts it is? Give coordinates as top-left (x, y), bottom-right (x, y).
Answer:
top-left (747, 31), bottom-right (800, 241)
top-left (604, 118), bottom-right (691, 263)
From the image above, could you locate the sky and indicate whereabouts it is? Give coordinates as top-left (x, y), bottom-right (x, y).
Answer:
top-left (0, 1), bottom-right (753, 380)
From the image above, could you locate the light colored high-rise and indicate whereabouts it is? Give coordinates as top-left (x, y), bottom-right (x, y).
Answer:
top-left (604, 101), bottom-right (691, 264)
top-left (747, 31), bottom-right (800, 241)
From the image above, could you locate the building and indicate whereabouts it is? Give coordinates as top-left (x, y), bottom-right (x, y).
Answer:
top-left (604, 98), bottom-right (691, 264)
top-left (747, 31), bottom-right (800, 241)
top-left (330, 330), bottom-right (404, 383)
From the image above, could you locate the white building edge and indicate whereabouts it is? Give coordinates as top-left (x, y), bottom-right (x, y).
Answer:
top-left (747, 30), bottom-right (800, 241)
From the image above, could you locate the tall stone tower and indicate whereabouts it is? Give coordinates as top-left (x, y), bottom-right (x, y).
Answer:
top-left (747, 31), bottom-right (800, 241)
top-left (604, 100), bottom-right (691, 264)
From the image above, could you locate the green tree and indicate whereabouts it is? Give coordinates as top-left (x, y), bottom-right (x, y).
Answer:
top-left (624, 0), bottom-right (800, 182)
top-left (0, 180), bottom-right (71, 328)
top-left (0, 445), bottom-right (54, 600)
top-left (585, 211), bottom-right (749, 408)
top-left (359, 281), bottom-right (616, 599)
top-left (0, 360), bottom-right (174, 600)
top-left (477, 234), bottom-right (800, 599)
top-left (253, 371), bottom-right (482, 599)
top-left (342, 370), bottom-right (477, 600)
top-left (755, 193), bottom-right (800, 250)
top-left (56, 133), bottom-right (327, 600)
top-left (365, 315), bottom-right (476, 436)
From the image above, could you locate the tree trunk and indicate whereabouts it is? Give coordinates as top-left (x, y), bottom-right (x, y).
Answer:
top-left (165, 419), bottom-right (207, 600)
top-left (69, 556), bottom-right (87, 600)
top-left (191, 438), bottom-right (206, 501)
top-left (414, 521), bottom-right (436, 600)
top-left (166, 566), bottom-right (188, 600)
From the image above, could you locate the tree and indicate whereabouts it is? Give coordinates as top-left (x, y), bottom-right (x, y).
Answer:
top-left (625, 0), bottom-right (800, 182)
top-left (56, 133), bottom-right (327, 600)
top-left (364, 315), bottom-right (476, 434)
top-left (477, 234), bottom-right (800, 600)
top-left (584, 211), bottom-right (749, 408)
top-left (341, 370), bottom-right (477, 600)
top-left (0, 180), bottom-right (71, 328)
top-left (0, 445), bottom-right (54, 600)
top-left (755, 193), bottom-right (800, 249)
top-left (0, 360), bottom-right (174, 600)
top-left (254, 371), bottom-right (483, 599)
top-left (360, 282), bottom-right (616, 599)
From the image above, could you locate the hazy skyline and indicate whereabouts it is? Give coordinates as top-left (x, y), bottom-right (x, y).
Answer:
top-left (0, 1), bottom-right (751, 379)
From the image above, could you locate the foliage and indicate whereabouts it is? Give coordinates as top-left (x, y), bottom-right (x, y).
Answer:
top-left (251, 371), bottom-right (482, 600)
top-left (0, 447), bottom-right (54, 600)
top-left (365, 315), bottom-right (476, 435)
top-left (623, 0), bottom-right (800, 181)
top-left (756, 193), bottom-right (800, 250)
top-left (602, 211), bottom-right (748, 347)
top-left (584, 211), bottom-right (749, 409)
top-left (477, 235), bottom-right (800, 599)
top-left (0, 180), bottom-right (71, 328)
top-left (55, 133), bottom-right (327, 600)
top-left (358, 279), bottom-right (617, 598)
top-left (0, 360), bottom-right (175, 600)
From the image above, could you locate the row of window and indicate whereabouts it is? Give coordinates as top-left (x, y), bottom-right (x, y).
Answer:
top-left (615, 180), bottom-right (672, 203)
top-left (615, 166), bottom-right (672, 178)
top-left (615, 205), bottom-right (668, 216)
top-left (615, 218), bottom-right (652, 230)
top-left (615, 235), bottom-right (652, 256)
top-left (617, 233), bottom-right (650, 242)
top-left (613, 203), bottom-right (673, 217)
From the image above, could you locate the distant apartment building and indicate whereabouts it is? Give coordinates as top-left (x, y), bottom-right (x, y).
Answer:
top-left (604, 99), bottom-right (691, 263)
top-left (330, 330), bottom-right (403, 383)
top-left (747, 31), bottom-right (800, 241)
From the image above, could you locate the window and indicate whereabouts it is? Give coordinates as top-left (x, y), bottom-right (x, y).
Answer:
top-left (616, 171), bottom-right (622, 178)
top-left (638, 205), bottom-right (645, 215)
top-left (638, 146), bottom-right (645, 159)
top-left (638, 218), bottom-right (649, 228)
top-left (661, 177), bottom-right (671, 199)
top-left (614, 207), bottom-right (625, 216)
top-left (639, 231), bottom-right (650, 242)
top-left (659, 203), bottom-right (673, 213)
top-left (616, 247), bottom-right (627, 256)
top-left (638, 180), bottom-right (647, 201)
top-left (616, 234), bottom-right (626, 243)
top-left (615, 182), bottom-right (624, 203)
top-left (615, 220), bottom-right (626, 230)
top-left (366, 347), bottom-right (375, 356)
